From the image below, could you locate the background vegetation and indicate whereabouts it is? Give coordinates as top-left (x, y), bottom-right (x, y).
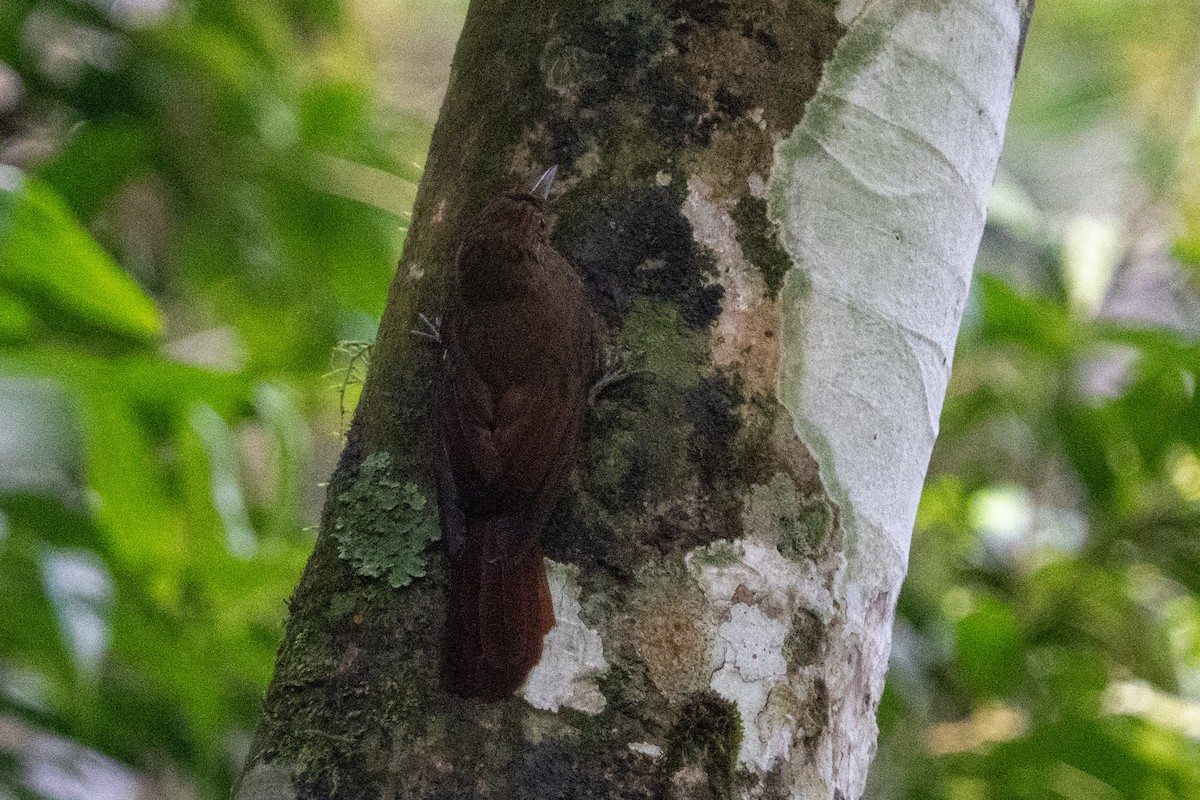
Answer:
top-left (0, 0), bottom-right (1196, 797)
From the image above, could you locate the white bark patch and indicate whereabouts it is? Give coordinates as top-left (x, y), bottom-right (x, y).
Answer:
top-left (764, 0), bottom-right (1021, 797)
top-left (773, 0), bottom-right (1017, 566)
top-left (690, 538), bottom-right (838, 780)
top-left (628, 741), bottom-right (664, 759)
top-left (523, 559), bottom-right (609, 714)
top-left (709, 603), bottom-right (787, 770)
top-left (720, 605), bottom-right (788, 682)
top-left (682, 177), bottom-right (761, 316)
top-left (682, 175), bottom-right (780, 395)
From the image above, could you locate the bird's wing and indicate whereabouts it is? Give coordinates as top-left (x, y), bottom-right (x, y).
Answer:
top-left (434, 351), bottom-right (587, 561)
top-left (433, 359), bottom-right (486, 558)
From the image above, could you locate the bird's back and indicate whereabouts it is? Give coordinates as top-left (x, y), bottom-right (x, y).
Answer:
top-left (434, 184), bottom-right (596, 700)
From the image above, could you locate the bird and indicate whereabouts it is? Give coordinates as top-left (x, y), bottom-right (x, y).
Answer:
top-left (432, 167), bottom-right (598, 700)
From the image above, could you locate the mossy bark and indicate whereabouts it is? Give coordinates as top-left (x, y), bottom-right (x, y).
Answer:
top-left (236, 0), bottom-right (1029, 797)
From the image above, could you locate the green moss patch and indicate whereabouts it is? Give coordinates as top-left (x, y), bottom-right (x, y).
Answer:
top-left (732, 196), bottom-right (791, 299)
top-left (662, 692), bottom-right (743, 800)
top-left (691, 539), bottom-right (743, 569)
top-left (617, 298), bottom-right (709, 387)
top-left (780, 497), bottom-right (835, 563)
top-left (743, 472), bottom-right (836, 562)
top-left (782, 607), bottom-right (825, 668)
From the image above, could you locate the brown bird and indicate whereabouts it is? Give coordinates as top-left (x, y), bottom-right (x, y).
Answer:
top-left (433, 167), bottom-right (598, 700)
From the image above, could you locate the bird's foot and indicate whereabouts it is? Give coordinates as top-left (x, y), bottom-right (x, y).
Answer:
top-left (588, 357), bottom-right (642, 407)
top-left (411, 312), bottom-right (442, 343)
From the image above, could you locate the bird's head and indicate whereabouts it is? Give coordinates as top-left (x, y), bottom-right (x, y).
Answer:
top-left (456, 167), bottom-right (560, 299)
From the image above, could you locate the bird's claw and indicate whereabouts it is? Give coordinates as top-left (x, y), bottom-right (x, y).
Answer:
top-left (411, 313), bottom-right (443, 343)
top-left (588, 366), bottom-right (635, 408)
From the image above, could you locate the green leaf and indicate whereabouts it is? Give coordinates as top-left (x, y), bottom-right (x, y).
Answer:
top-left (1120, 511), bottom-right (1200, 598)
top-left (977, 275), bottom-right (1076, 358)
top-left (252, 382), bottom-right (310, 537)
top-left (1054, 402), bottom-right (1122, 512)
top-left (298, 82), bottom-right (369, 150)
top-left (0, 171), bottom-right (161, 341)
top-left (0, 288), bottom-right (32, 342)
top-left (969, 716), bottom-right (1200, 798)
top-left (1115, 362), bottom-right (1197, 471)
top-left (1172, 235), bottom-right (1200, 270)
top-left (1026, 562), bottom-right (1178, 693)
top-left (0, 497), bottom-right (83, 696)
top-left (955, 596), bottom-right (1025, 698)
top-left (1025, 646), bottom-right (1108, 721)
top-left (153, 22), bottom-right (260, 97)
top-left (40, 121), bottom-right (152, 219)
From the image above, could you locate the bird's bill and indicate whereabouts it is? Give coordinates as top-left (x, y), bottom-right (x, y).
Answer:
top-left (530, 165), bottom-right (557, 200)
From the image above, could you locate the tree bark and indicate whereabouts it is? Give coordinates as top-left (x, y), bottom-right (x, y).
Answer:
top-left (237, 0), bottom-right (1032, 797)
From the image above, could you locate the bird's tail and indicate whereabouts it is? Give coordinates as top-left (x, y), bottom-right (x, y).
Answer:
top-left (442, 519), bottom-right (555, 700)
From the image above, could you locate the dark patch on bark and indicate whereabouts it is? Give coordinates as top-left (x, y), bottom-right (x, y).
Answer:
top-left (516, 742), bottom-right (658, 799)
top-left (756, 762), bottom-right (791, 800)
top-left (668, 0), bottom-right (731, 27)
top-left (786, 607), bottom-right (825, 668)
top-left (546, 369), bottom-right (744, 577)
top-left (560, 184), bottom-right (724, 329)
top-left (334, 414), bottom-right (366, 475)
top-left (713, 85), bottom-right (751, 119)
top-left (570, 10), bottom-right (709, 149)
top-left (662, 692), bottom-right (743, 800)
top-left (800, 677), bottom-right (830, 753)
top-left (425, 784), bottom-right (479, 799)
top-left (535, 7), bottom-right (711, 171)
top-left (542, 496), bottom-right (628, 581)
top-left (669, 0), bottom-right (844, 181)
top-left (685, 373), bottom-right (743, 490)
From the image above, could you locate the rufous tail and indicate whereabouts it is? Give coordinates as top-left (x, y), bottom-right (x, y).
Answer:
top-left (442, 519), bottom-right (555, 700)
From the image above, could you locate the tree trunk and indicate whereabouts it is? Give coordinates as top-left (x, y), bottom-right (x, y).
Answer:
top-left (236, 0), bottom-right (1032, 797)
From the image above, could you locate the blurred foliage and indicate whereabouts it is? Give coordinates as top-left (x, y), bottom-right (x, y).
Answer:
top-left (869, 0), bottom-right (1200, 797)
top-left (0, 0), bottom-right (1197, 798)
top-left (0, 0), bottom-right (437, 796)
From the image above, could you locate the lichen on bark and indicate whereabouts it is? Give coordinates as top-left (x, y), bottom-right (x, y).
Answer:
top-left (331, 451), bottom-right (440, 588)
